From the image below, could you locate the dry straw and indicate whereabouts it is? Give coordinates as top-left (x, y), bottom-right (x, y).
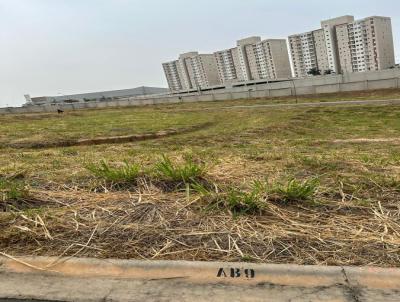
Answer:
top-left (1, 181), bottom-right (400, 267)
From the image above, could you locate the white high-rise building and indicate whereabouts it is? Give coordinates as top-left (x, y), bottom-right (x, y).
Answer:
top-left (177, 52), bottom-right (198, 90)
top-left (289, 31), bottom-right (318, 78)
top-left (289, 16), bottom-right (355, 77)
top-left (289, 15), bottom-right (395, 77)
top-left (336, 16), bottom-right (395, 73)
top-left (214, 37), bottom-right (292, 83)
top-left (289, 29), bottom-right (332, 78)
top-left (251, 39), bottom-right (292, 80)
top-left (214, 48), bottom-right (240, 84)
top-left (162, 60), bottom-right (183, 91)
top-left (186, 54), bottom-right (221, 89)
top-left (236, 36), bottom-right (262, 81)
top-left (321, 16), bottom-right (355, 73)
top-left (163, 52), bottom-right (221, 91)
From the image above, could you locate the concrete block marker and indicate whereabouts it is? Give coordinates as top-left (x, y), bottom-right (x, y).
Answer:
top-left (0, 257), bottom-right (399, 301)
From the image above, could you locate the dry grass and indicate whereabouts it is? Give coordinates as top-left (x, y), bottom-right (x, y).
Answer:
top-left (1, 89), bottom-right (400, 266)
top-left (1, 184), bottom-right (399, 266)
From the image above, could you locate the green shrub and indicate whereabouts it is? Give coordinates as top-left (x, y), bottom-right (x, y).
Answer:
top-left (154, 155), bottom-right (206, 184)
top-left (86, 160), bottom-right (141, 183)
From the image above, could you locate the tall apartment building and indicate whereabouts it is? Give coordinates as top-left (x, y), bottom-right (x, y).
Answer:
top-left (186, 54), bottom-right (221, 89)
top-left (177, 52), bottom-right (198, 91)
top-left (248, 39), bottom-right (292, 80)
top-left (163, 52), bottom-right (221, 91)
top-left (236, 36), bottom-right (262, 81)
top-left (214, 37), bottom-right (291, 83)
top-left (289, 15), bottom-right (395, 77)
top-left (162, 60), bottom-right (182, 91)
top-left (258, 39), bottom-right (292, 79)
top-left (162, 52), bottom-right (198, 91)
top-left (321, 16), bottom-right (355, 73)
top-left (214, 48), bottom-right (240, 84)
top-left (289, 29), bottom-right (330, 78)
top-left (336, 16), bottom-right (395, 73)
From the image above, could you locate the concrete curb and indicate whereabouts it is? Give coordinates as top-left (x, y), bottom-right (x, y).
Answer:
top-left (1, 256), bottom-right (400, 301)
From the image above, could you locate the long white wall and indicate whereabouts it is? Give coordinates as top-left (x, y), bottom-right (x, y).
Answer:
top-left (1, 69), bottom-right (400, 115)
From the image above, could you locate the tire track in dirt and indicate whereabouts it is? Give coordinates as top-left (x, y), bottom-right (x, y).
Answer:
top-left (3, 122), bottom-right (214, 149)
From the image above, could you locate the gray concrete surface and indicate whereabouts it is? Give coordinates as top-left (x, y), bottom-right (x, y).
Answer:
top-left (0, 256), bottom-right (400, 301)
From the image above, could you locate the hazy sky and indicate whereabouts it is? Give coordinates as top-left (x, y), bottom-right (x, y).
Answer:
top-left (1, 0), bottom-right (399, 107)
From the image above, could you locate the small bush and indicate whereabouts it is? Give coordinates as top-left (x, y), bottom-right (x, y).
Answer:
top-left (271, 178), bottom-right (319, 203)
top-left (225, 190), bottom-right (263, 215)
top-left (0, 178), bottom-right (28, 201)
top-left (198, 178), bottom-right (319, 215)
top-left (86, 160), bottom-right (141, 183)
top-left (204, 181), bottom-right (268, 215)
top-left (154, 155), bottom-right (206, 184)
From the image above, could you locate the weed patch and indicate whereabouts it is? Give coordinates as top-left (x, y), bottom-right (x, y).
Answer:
top-left (0, 178), bottom-right (28, 201)
top-left (270, 178), bottom-right (319, 204)
top-left (0, 177), bottom-right (31, 211)
top-left (86, 160), bottom-right (141, 184)
top-left (221, 181), bottom-right (268, 215)
top-left (197, 178), bottom-right (320, 215)
top-left (154, 155), bottom-right (206, 190)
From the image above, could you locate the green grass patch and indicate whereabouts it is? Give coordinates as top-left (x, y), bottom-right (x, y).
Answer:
top-left (154, 155), bottom-right (206, 184)
top-left (195, 178), bottom-right (320, 215)
top-left (86, 160), bottom-right (141, 184)
top-left (222, 181), bottom-right (268, 215)
top-left (270, 178), bottom-right (319, 204)
top-left (0, 178), bottom-right (29, 201)
top-left (193, 181), bottom-right (267, 215)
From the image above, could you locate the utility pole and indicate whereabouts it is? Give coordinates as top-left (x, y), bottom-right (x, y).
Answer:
top-left (291, 79), bottom-right (298, 104)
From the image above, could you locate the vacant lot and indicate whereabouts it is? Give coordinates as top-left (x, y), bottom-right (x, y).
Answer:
top-left (1, 90), bottom-right (400, 267)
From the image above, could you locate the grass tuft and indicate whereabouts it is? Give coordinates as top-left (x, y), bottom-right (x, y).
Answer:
top-left (0, 178), bottom-right (29, 201)
top-left (200, 180), bottom-right (268, 215)
top-left (86, 160), bottom-right (141, 183)
top-left (224, 187), bottom-right (265, 215)
top-left (271, 178), bottom-right (319, 203)
top-left (154, 155), bottom-right (206, 184)
top-left (197, 178), bottom-right (319, 215)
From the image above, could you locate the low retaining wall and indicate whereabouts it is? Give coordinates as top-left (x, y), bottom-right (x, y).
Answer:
top-left (2, 69), bottom-right (400, 115)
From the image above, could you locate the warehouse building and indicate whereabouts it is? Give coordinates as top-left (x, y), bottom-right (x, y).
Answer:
top-left (28, 86), bottom-right (169, 106)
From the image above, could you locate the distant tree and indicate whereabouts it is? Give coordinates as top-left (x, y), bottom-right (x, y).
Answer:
top-left (63, 99), bottom-right (79, 104)
top-left (307, 67), bottom-right (321, 76)
top-left (324, 69), bottom-right (334, 75)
